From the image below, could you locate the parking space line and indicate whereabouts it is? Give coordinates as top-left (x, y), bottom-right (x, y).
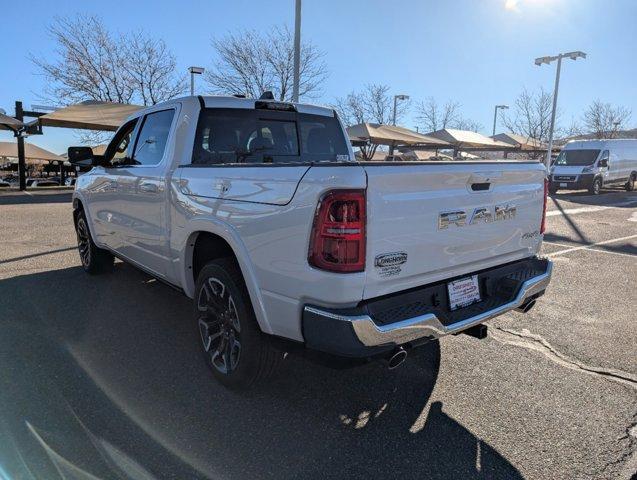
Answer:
top-left (542, 240), bottom-right (575, 248)
top-left (547, 234), bottom-right (637, 257)
top-left (546, 200), bottom-right (637, 217)
top-left (585, 248), bottom-right (636, 259)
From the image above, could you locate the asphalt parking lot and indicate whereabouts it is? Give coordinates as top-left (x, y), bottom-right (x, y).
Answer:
top-left (0, 187), bottom-right (635, 480)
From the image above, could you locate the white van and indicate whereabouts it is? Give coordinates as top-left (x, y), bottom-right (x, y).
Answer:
top-left (549, 139), bottom-right (637, 195)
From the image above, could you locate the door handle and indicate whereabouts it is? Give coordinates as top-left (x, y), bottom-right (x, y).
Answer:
top-left (139, 182), bottom-right (159, 194)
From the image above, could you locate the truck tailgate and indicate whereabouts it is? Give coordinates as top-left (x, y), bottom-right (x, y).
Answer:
top-left (363, 162), bottom-right (546, 299)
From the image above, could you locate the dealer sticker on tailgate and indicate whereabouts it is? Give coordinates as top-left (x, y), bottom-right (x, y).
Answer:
top-left (447, 275), bottom-right (481, 311)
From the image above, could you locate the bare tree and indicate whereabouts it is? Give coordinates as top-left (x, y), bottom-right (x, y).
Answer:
top-left (582, 100), bottom-right (631, 139)
top-left (206, 26), bottom-right (327, 101)
top-left (33, 15), bottom-right (185, 106)
top-left (33, 16), bottom-right (132, 105)
top-left (32, 15), bottom-right (186, 145)
top-left (454, 118), bottom-right (483, 133)
top-left (123, 32), bottom-right (186, 106)
top-left (564, 117), bottom-right (584, 138)
top-left (334, 84), bottom-right (409, 126)
top-left (415, 97), bottom-right (482, 133)
top-left (334, 91), bottom-right (366, 127)
top-left (502, 87), bottom-right (555, 143)
top-left (334, 84), bottom-right (410, 160)
top-left (416, 98), bottom-right (460, 132)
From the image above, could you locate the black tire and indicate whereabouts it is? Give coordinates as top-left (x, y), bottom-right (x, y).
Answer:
top-left (548, 186), bottom-right (558, 195)
top-left (625, 174), bottom-right (635, 192)
top-left (74, 209), bottom-right (114, 274)
top-left (589, 177), bottom-right (602, 195)
top-left (194, 258), bottom-right (283, 389)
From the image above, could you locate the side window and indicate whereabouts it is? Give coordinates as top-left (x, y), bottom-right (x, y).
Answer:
top-left (599, 150), bottom-right (609, 162)
top-left (132, 109), bottom-right (175, 166)
top-left (104, 119), bottom-right (138, 166)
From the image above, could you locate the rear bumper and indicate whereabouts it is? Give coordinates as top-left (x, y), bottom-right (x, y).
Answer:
top-left (302, 257), bottom-right (552, 357)
top-left (550, 174), bottom-right (594, 189)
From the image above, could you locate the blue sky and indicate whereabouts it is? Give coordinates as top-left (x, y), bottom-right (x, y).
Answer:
top-left (1, 0), bottom-right (636, 154)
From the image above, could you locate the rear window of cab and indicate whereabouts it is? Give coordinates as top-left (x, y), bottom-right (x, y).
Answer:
top-left (191, 108), bottom-right (349, 165)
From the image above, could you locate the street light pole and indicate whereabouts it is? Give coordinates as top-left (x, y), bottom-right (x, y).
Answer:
top-left (492, 104), bottom-right (509, 136)
top-left (392, 94), bottom-right (409, 126)
top-left (545, 55), bottom-right (562, 170)
top-left (15, 101), bottom-right (26, 191)
top-left (389, 94), bottom-right (409, 157)
top-left (392, 96), bottom-right (398, 126)
top-left (535, 51), bottom-right (586, 169)
top-left (292, 0), bottom-right (302, 102)
top-left (188, 66), bottom-right (205, 96)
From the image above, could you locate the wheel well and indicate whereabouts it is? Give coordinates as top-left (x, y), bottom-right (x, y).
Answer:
top-left (72, 198), bottom-right (84, 224)
top-left (191, 232), bottom-right (236, 283)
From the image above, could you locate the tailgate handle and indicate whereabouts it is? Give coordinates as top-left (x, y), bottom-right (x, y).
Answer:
top-left (468, 171), bottom-right (500, 192)
top-left (471, 182), bottom-right (491, 191)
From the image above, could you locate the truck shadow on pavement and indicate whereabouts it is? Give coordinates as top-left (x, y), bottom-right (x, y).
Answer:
top-left (0, 190), bottom-right (73, 205)
top-left (0, 263), bottom-right (523, 480)
top-left (550, 188), bottom-right (636, 208)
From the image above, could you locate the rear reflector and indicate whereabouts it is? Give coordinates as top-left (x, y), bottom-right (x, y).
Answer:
top-left (540, 177), bottom-right (548, 234)
top-left (308, 190), bottom-right (366, 273)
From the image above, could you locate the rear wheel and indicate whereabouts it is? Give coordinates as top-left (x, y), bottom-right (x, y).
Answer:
top-left (194, 258), bottom-right (283, 389)
top-left (74, 210), bottom-right (114, 274)
top-left (625, 174), bottom-right (635, 192)
top-left (589, 177), bottom-right (602, 195)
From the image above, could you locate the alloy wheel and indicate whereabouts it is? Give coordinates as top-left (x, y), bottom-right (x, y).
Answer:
top-left (197, 277), bottom-right (242, 374)
top-left (76, 219), bottom-right (91, 267)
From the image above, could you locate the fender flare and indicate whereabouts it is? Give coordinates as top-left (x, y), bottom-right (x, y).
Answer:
top-left (72, 192), bottom-right (112, 250)
top-left (179, 218), bottom-right (274, 335)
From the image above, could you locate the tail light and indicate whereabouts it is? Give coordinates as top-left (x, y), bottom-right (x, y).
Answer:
top-left (540, 177), bottom-right (548, 234)
top-left (309, 189), bottom-right (366, 273)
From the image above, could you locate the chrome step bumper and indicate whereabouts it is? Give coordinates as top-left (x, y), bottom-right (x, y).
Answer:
top-left (304, 260), bottom-right (552, 348)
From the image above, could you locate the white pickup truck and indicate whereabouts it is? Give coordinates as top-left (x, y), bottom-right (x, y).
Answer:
top-left (69, 95), bottom-right (552, 388)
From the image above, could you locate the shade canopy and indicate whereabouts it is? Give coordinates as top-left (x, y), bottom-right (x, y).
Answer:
top-left (354, 149), bottom-right (391, 161)
top-left (426, 129), bottom-right (514, 150)
top-left (36, 100), bottom-right (142, 131)
top-left (347, 123), bottom-right (450, 147)
top-left (0, 141), bottom-right (64, 163)
top-left (400, 149), bottom-right (481, 161)
top-left (492, 133), bottom-right (547, 151)
top-left (0, 113), bottom-right (23, 132)
top-left (91, 144), bottom-right (109, 156)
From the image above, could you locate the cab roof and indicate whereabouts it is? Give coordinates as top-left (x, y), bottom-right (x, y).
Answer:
top-left (198, 95), bottom-right (335, 117)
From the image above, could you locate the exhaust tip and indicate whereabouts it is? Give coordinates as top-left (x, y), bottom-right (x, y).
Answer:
top-left (516, 299), bottom-right (537, 314)
top-left (387, 348), bottom-right (408, 370)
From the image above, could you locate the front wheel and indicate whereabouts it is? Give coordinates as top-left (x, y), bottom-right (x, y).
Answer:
top-left (548, 186), bottom-right (558, 195)
top-left (194, 258), bottom-right (283, 389)
top-left (589, 177), bottom-right (602, 195)
top-left (74, 210), bottom-right (114, 274)
top-left (625, 174), bottom-right (635, 192)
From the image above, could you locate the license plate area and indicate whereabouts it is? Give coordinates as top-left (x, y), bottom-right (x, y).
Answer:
top-left (447, 275), bottom-right (481, 311)
top-left (560, 182), bottom-right (568, 187)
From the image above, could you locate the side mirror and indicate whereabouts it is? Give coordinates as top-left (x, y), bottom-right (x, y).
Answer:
top-left (599, 158), bottom-right (608, 168)
top-left (67, 146), bottom-right (106, 167)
